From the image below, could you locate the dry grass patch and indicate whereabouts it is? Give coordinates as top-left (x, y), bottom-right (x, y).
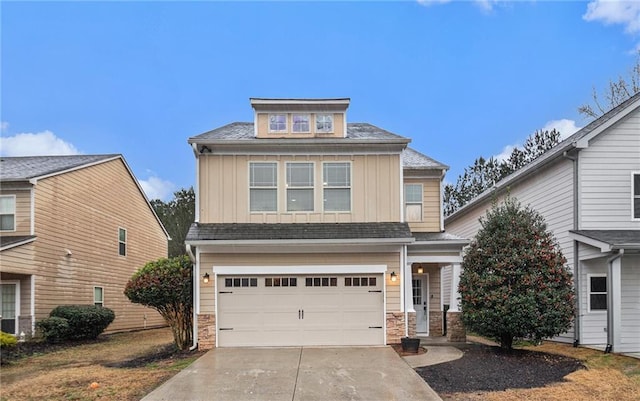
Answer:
top-left (0, 327), bottom-right (203, 401)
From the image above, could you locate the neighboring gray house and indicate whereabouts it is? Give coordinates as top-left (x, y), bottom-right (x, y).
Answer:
top-left (445, 93), bottom-right (640, 355)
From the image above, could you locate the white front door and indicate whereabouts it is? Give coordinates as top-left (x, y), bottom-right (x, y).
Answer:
top-left (413, 277), bottom-right (428, 334)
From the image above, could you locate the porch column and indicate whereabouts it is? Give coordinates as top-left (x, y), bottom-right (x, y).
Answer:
top-left (607, 250), bottom-right (623, 352)
top-left (446, 263), bottom-right (466, 342)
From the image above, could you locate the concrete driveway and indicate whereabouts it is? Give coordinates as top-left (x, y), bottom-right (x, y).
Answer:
top-left (142, 347), bottom-right (442, 401)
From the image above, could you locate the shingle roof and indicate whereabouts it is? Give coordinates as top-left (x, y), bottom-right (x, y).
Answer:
top-left (0, 155), bottom-right (119, 182)
top-left (188, 122), bottom-right (409, 143)
top-left (186, 222), bottom-right (413, 242)
top-left (412, 231), bottom-right (468, 243)
top-left (570, 230), bottom-right (640, 249)
top-left (402, 147), bottom-right (448, 170)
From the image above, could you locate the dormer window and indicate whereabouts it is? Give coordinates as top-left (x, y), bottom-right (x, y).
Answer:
top-left (316, 114), bottom-right (333, 133)
top-left (269, 114), bottom-right (287, 133)
top-left (292, 114), bottom-right (310, 133)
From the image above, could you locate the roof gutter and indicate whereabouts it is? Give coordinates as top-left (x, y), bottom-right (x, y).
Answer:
top-left (185, 237), bottom-right (415, 247)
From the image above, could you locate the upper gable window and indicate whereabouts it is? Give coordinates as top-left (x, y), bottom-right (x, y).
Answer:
top-left (316, 114), bottom-right (333, 133)
top-left (323, 162), bottom-right (350, 212)
top-left (286, 163), bottom-right (314, 212)
top-left (250, 162), bottom-right (278, 212)
top-left (633, 173), bottom-right (639, 219)
top-left (405, 184), bottom-right (423, 222)
top-left (292, 114), bottom-right (310, 133)
top-left (118, 228), bottom-right (127, 256)
top-left (0, 195), bottom-right (16, 231)
top-left (269, 114), bottom-right (287, 133)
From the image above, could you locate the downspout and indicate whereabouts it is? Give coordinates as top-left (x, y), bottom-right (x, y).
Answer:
top-left (605, 249), bottom-right (624, 353)
top-left (403, 245), bottom-right (409, 337)
top-left (563, 150), bottom-right (580, 347)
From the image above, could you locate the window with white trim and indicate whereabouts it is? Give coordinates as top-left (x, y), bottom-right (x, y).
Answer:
top-left (94, 286), bottom-right (104, 307)
top-left (250, 162), bottom-right (278, 212)
top-left (269, 114), bottom-right (287, 132)
top-left (0, 195), bottom-right (16, 231)
top-left (118, 228), bottom-right (126, 256)
top-left (323, 162), bottom-right (351, 211)
top-left (405, 184), bottom-right (423, 222)
top-left (588, 275), bottom-right (607, 311)
top-left (286, 163), bottom-right (314, 212)
top-left (316, 114), bottom-right (333, 133)
top-left (633, 173), bottom-right (640, 219)
top-left (292, 114), bottom-right (310, 133)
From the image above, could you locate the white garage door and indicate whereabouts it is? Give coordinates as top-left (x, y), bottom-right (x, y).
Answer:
top-left (217, 274), bottom-right (384, 347)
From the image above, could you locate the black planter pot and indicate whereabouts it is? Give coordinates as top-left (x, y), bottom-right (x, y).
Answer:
top-left (401, 337), bottom-right (420, 353)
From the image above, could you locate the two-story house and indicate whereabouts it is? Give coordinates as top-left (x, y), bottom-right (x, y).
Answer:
top-left (185, 98), bottom-right (468, 349)
top-left (0, 155), bottom-right (168, 336)
top-left (445, 93), bottom-right (640, 355)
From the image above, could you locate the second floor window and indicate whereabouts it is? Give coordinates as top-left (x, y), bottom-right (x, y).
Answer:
top-left (118, 228), bottom-right (127, 256)
top-left (316, 114), bottom-right (333, 133)
top-left (286, 163), bottom-right (314, 212)
top-left (250, 162), bottom-right (277, 212)
top-left (0, 195), bottom-right (16, 231)
top-left (405, 184), bottom-right (423, 222)
top-left (323, 162), bottom-right (350, 212)
top-left (269, 114), bottom-right (287, 132)
top-left (292, 114), bottom-right (310, 133)
top-left (633, 173), bottom-right (639, 219)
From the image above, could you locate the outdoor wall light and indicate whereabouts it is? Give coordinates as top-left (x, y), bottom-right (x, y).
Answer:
top-left (202, 272), bottom-right (210, 284)
top-left (390, 271), bottom-right (397, 282)
top-left (417, 266), bottom-right (424, 274)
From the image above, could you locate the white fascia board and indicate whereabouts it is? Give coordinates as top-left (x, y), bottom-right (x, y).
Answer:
top-left (412, 240), bottom-right (470, 246)
top-left (569, 232), bottom-right (612, 252)
top-left (250, 98), bottom-right (350, 106)
top-left (407, 255), bottom-right (463, 264)
top-left (186, 238), bottom-right (414, 247)
top-left (576, 97), bottom-right (640, 148)
top-left (0, 236), bottom-right (37, 251)
top-left (213, 264), bottom-right (387, 275)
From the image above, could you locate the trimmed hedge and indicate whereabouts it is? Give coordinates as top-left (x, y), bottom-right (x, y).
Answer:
top-left (37, 305), bottom-right (115, 343)
top-left (0, 331), bottom-right (18, 348)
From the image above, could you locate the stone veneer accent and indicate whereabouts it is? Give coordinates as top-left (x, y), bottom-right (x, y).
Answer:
top-left (446, 311), bottom-right (466, 342)
top-left (386, 312), bottom-right (406, 343)
top-left (18, 316), bottom-right (33, 337)
top-left (197, 313), bottom-right (216, 350)
top-left (407, 312), bottom-right (416, 338)
top-left (429, 311), bottom-right (443, 336)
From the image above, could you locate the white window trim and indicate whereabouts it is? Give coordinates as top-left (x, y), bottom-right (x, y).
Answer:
top-left (248, 161), bottom-right (278, 213)
top-left (118, 227), bottom-right (127, 257)
top-left (285, 161), bottom-right (315, 213)
top-left (587, 274), bottom-right (607, 313)
top-left (0, 280), bottom-right (20, 335)
top-left (268, 113), bottom-right (288, 133)
top-left (0, 194), bottom-right (16, 232)
top-left (632, 172), bottom-right (640, 221)
top-left (315, 113), bottom-right (334, 133)
top-left (94, 286), bottom-right (104, 307)
top-left (291, 113), bottom-right (311, 134)
top-left (322, 161), bottom-right (352, 213)
top-left (405, 183), bottom-right (423, 222)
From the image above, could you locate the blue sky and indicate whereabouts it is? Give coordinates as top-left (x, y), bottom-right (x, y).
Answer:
top-left (2, 1), bottom-right (639, 200)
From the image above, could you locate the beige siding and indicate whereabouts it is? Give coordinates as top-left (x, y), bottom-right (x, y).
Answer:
top-left (256, 113), bottom-right (344, 138)
top-left (199, 251), bottom-right (401, 316)
top-left (405, 178), bottom-right (441, 232)
top-left (0, 188), bottom-right (32, 236)
top-left (16, 158), bottom-right (169, 333)
top-left (199, 154), bottom-right (401, 223)
top-left (579, 109), bottom-right (640, 229)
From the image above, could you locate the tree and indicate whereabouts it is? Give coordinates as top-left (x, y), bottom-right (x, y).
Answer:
top-left (124, 255), bottom-right (193, 350)
top-left (458, 197), bottom-right (575, 350)
top-left (151, 187), bottom-right (195, 257)
top-left (444, 129), bottom-right (560, 216)
top-left (579, 52), bottom-right (640, 119)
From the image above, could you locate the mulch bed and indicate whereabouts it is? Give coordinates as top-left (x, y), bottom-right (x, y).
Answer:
top-left (416, 343), bottom-right (584, 395)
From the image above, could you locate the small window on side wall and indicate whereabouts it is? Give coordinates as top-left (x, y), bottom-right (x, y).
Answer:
top-left (94, 286), bottom-right (104, 307)
top-left (0, 195), bottom-right (16, 231)
top-left (633, 173), bottom-right (640, 219)
top-left (118, 228), bottom-right (126, 256)
top-left (589, 275), bottom-right (607, 311)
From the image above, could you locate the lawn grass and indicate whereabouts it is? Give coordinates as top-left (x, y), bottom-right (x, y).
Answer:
top-left (0, 327), bottom-right (202, 401)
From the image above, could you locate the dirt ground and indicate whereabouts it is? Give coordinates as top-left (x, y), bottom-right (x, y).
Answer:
top-left (417, 340), bottom-right (640, 401)
top-left (0, 327), bottom-right (204, 401)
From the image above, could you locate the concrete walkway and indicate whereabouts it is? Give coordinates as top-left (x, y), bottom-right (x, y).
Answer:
top-left (142, 347), bottom-right (443, 401)
top-left (403, 346), bottom-right (464, 368)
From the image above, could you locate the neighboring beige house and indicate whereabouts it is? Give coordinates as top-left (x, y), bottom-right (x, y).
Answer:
top-left (0, 154), bottom-right (169, 336)
top-left (186, 98), bottom-right (468, 349)
top-left (445, 93), bottom-right (640, 355)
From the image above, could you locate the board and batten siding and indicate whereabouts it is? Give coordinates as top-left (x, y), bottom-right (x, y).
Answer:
top-left (578, 108), bottom-right (640, 229)
top-left (199, 251), bottom-right (402, 317)
top-left (0, 187), bottom-right (32, 236)
top-left (445, 157), bottom-right (576, 342)
top-left (405, 178), bottom-right (442, 232)
top-left (25, 158), bottom-right (167, 333)
top-left (198, 154), bottom-right (401, 224)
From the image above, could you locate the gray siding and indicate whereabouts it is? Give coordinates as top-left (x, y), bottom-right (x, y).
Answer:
top-left (580, 257), bottom-right (607, 345)
top-left (579, 108), bottom-right (640, 229)
top-left (621, 255), bottom-right (640, 353)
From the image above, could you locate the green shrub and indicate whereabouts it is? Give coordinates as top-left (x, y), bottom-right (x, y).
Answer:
top-left (49, 305), bottom-right (115, 340)
top-left (0, 331), bottom-right (18, 348)
top-left (36, 316), bottom-right (70, 343)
